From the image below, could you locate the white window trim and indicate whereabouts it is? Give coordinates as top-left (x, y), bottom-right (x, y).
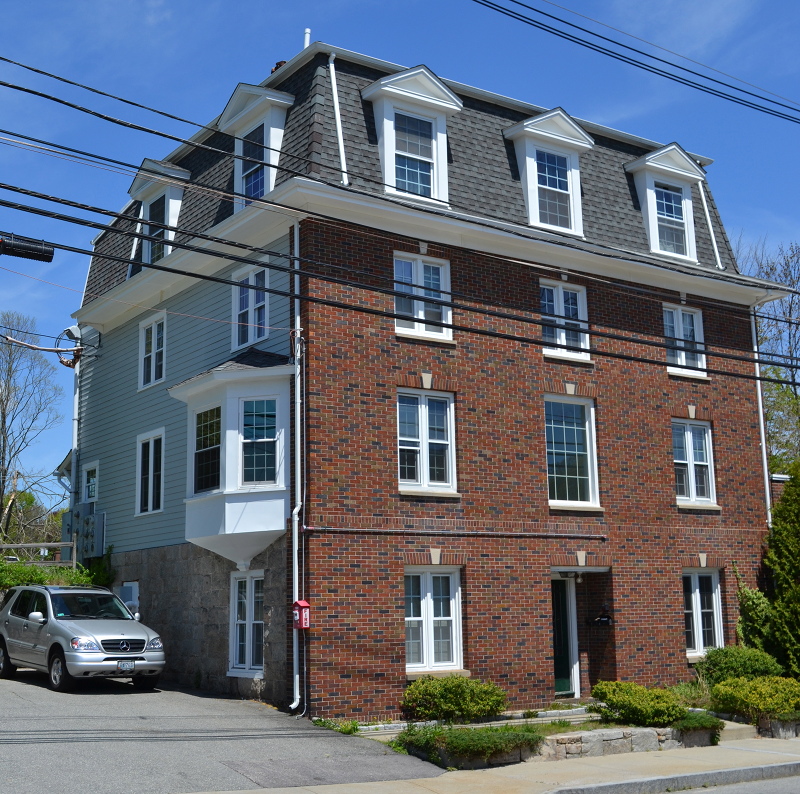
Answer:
top-left (238, 395), bottom-right (283, 490)
top-left (138, 311), bottom-right (166, 391)
top-left (397, 389), bottom-right (458, 495)
top-left (231, 263), bottom-right (270, 351)
top-left (135, 428), bottom-right (165, 516)
top-left (682, 569), bottom-right (723, 658)
top-left (139, 185), bottom-right (184, 265)
top-left (540, 279), bottom-right (590, 361)
top-left (504, 109), bottom-right (593, 237)
top-left (672, 420), bottom-right (717, 506)
top-left (228, 569), bottom-right (265, 678)
top-left (663, 303), bottom-right (706, 375)
top-left (192, 403), bottom-right (223, 496)
top-left (404, 566), bottom-right (463, 673)
top-left (81, 460), bottom-right (99, 504)
top-left (393, 252), bottom-right (452, 341)
top-left (544, 395), bottom-right (600, 509)
top-left (550, 571), bottom-right (581, 698)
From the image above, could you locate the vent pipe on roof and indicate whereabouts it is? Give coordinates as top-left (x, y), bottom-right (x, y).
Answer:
top-left (303, 28), bottom-right (311, 49)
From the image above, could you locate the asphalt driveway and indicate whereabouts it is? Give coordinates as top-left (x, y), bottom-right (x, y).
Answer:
top-left (0, 671), bottom-right (441, 794)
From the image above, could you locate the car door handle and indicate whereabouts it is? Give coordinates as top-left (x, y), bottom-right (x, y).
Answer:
top-left (22, 624), bottom-right (29, 631)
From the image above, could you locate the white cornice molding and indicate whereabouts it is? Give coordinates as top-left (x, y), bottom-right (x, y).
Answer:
top-left (504, 108), bottom-right (594, 153)
top-left (129, 159), bottom-right (190, 200)
top-left (362, 65), bottom-right (463, 115)
top-left (625, 143), bottom-right (706, 184)
top-left (218, 83), bottom-right (295, 132)
top-left (169, 364), bottom-right (295, 404)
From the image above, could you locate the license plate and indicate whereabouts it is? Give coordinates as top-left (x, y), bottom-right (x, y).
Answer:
top-left (117, 661), bottom-right (134, 672)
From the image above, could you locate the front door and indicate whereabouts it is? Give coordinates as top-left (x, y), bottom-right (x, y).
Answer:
top-left (551, 578), bottom-right (578, 696)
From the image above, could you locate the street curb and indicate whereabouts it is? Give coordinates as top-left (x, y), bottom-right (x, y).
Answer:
top-left (551, 760), bottom-right (800, 794)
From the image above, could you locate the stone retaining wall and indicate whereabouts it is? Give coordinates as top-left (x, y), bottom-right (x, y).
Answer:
top-left (538, 727), bottom-right (683, 760)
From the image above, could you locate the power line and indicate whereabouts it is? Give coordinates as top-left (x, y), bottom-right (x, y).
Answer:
top-left (470, 0), bottom-right (800, 125)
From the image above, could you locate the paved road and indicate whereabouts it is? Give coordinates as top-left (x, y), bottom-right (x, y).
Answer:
top-left (0, 671), bottom-right (441, 794)
top-left (682, 780), bottom-right (800, 794)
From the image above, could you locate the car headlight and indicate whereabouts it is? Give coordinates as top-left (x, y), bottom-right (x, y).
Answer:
top-left (70, 637), bottom-right (101, 651)
top-left (146, 637), bottom-right (163, 650)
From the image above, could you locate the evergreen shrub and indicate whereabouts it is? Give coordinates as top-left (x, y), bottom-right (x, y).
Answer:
top-left (695, 646), bottom-right (783, 686)
top-left (590, 681), bottom-right (687, 727)
top-left (400, 675), bottom-right (507, 723)
top-left (711, 676), bottom-right (800, 725)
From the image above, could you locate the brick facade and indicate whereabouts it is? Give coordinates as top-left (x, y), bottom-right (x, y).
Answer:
top-left (296, 218), bottom-right (768, 718)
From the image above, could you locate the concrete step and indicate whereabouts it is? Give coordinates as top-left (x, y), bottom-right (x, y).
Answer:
top-left (719, 719), bottom-right (758, 741)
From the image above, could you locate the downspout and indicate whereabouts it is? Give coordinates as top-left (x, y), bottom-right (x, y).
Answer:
top-left (751, 295), bottom-right (773, 527)
top-left (328, 53), bottom-right (350, 187)
top-left (290, 222), bottom-right (303, 710)
top-left (699, 182), bottom-right (725, 270)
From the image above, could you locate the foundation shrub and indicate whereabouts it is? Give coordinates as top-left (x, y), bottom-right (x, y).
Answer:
top-left (400, 675), bottom-right (507, 724)
top-left (591, 681), bottom-right (687, 727)
top-left (695, 646), bottom-right (783, 686)
top-left (392, 722), bottom-right (543, 766)
top-left (711, 676), bottom-right (800, 725)
top-left (672, 711), bottom-right (725, 745)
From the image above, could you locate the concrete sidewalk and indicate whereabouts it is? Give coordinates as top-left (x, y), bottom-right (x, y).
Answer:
top-left (201, 737), bottom-right (800, 794)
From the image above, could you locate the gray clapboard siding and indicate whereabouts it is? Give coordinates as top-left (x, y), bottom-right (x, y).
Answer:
top-left (78, 234), bottom-right (292, 554)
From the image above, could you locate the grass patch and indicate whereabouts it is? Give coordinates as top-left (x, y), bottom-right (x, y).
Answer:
top-left (670, 680), bottom-right (711, 709)
top-left (311, 717), bottom-right (360, 735)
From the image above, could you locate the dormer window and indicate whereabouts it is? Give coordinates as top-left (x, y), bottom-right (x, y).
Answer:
top-left (625, 143), bottom-right (705, 262)
top-left (395, 113), bottom-right (434, 197)
top-left (217, 84), bottom-right (294, 211)
top-left (654, 183), bottom-right (686, 256)
top-left (362, 66), bottom-right (462, 204)
top-left (505, 109), bottom-right (593, 236)
top-left (146, 195), bottom-right (167, 263)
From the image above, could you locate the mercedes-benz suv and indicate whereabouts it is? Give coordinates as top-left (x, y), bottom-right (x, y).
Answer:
top-left (0, 585), bottom-right (165, 691)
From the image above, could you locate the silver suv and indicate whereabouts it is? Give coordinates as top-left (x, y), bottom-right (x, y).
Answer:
top-left (0, 585), bottom-right (165, 691)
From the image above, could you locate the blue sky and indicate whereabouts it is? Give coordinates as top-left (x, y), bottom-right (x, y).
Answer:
top-left (1, 0), bottom-right (799, 485)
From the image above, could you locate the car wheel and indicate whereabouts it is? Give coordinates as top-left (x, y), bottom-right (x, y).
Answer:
top-left (0, 639), bottom-right (17, 679)
top-left (48, 649), bottom-right (74, 692)
top-left (131, 675), bottom-right (160, 691)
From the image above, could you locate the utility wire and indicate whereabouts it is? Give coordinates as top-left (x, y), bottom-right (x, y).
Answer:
top-left (470, 0), bottom-right (800, 125)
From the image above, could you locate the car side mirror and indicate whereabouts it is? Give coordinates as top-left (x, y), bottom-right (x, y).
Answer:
top-left (134, 612), bottom-right (141, 622)
top-left (27, 611), bottom-right (46, 624)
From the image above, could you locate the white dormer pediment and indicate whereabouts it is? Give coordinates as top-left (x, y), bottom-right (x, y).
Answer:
top-left (129, 159), bottom-right (190, 201)
top-left (504, 108), bottom-right (594, 153)
top-left (218, 84), bottom-right (295, 132)
top-left (362, 66), bottom-right (463, 115)
top-left (625, 143), bottom-right (705, 184)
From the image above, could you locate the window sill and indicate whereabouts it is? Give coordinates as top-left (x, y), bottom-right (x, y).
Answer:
top-left (530, 221), bottom-right (585, 239)
top-left (387, 189), bottom-right (450, 209)
top-left (184, 486), bottom-right (289, 504)
top-left (406, 668), bottom-right (470, 681)
top-left (549, 503), bottom-right (604, 512)
top-left (676, 502), bottom-right (721, 511)
top-left (399, 487), bottom-right (461, 498)
top-left (667, 367), bottom-right (709, 380)
top-left (652, 249), bottom-right (698, 265)
top-left (542, 349), bottom-right (592, 364)
top-left (395, 331), bottom-right (455, 345)
top-left (134, 509), bottom-right (164, 518)
top-left (227, 669), bottom-right (264, 679)
top-left (137, 379), bottom-right (166, 393)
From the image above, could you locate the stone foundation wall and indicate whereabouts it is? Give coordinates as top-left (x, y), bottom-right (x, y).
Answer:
top-left (111, 538), bottom-right (288, 705)
top-left (538, 727), bottom-right (683, 760)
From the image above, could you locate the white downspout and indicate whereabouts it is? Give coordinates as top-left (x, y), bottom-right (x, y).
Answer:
top-left (751, 296), bottom-right (773, 526)
top-left (699, 182), bottom-right (724, 270)
top-left (328, 53), bottom-right (350, 187)
top-left (290, 222), bottom-right (303, 710)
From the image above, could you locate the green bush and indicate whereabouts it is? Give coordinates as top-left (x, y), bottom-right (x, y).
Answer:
top-left (669, 680), bottom-right (711, 709)
top-left (591, 681), bottom-right (687, 727)
top-left (392, 722), bottom-right (543, 767)
top-left (711, 676), bottom-right (800, 725)
top-left (672, 711), bottom-right (725, 745)
top-left (400, 675), bottom-right (507, 724)
top-left (695, 646), bottom-right (783, 686)
top-left (0, 561), bottom-right (93, 591)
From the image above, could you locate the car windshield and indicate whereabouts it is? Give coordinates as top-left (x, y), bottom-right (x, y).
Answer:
top-left (51, 593), bottom-right (133, 620)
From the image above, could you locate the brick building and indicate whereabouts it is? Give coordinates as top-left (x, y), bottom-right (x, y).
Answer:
top-left (63, 41), bottom-right (787, 717)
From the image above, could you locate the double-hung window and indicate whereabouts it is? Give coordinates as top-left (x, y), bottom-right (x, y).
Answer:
top-left (394, 255), bottom-right (451, 340)
top-left (395, 113), bottom-right (434, 197)
top-left (663, 305), bottom-right (705, 372)
top-left (672, 421), bottom-right (715, 504)
top-left (682, 570), bottom-right (722, 655)
top-left (405, 568), bottom-right (462, 672)
top-left (397, 391), bottom-right (456, 493)
top-left (242, 399), bottom-right (277, 485)
top-left (230, 570), bottom-right (264, 676)
top-left (136, 430), bottom-right (164, 515)
top-left (146, 195), bottom-right (167, 264)
top-left (540, 281), bottom-right (589, 359)
top-left (544, 396), bottom-right (599, 507)
top-left (242, 124), bottom-right (265, 203)
top-left (233, 266), bottom-right (268, 349)
top-left (81, 461), bottom-right (98, 504)
top-left (139, 313), bottom-right (165, 389)
top-left (655, 184), bottom-right (686, 256)
top-left (536, 150), bottom-right (571, 228)
top-left (194, 407), bottom-right (221, 493)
